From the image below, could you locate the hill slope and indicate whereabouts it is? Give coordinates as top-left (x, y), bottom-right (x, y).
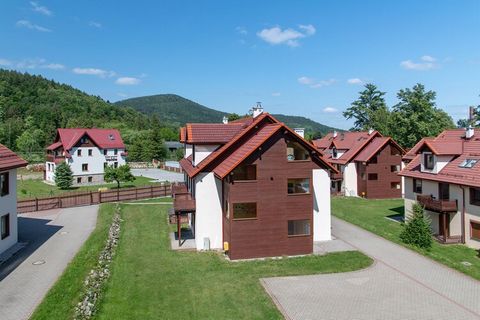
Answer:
top-left (115, 94), bottom-right (338, 135)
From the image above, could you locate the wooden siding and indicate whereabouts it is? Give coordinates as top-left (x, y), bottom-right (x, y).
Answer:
top-left (223, 131), bottom-right (318, 260)
top-left (357, 143), bottom-right (403, 199)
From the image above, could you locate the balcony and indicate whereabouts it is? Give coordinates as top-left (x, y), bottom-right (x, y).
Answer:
top-left (46, 155), bottom-right (65, 163)
top-left (331, 172), bottom-right (343, 181)
top-left (417, 194), bottom-right (458, 213)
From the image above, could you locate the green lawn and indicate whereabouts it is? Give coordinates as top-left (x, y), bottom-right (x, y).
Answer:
top-left (32, 202), bottom-right (372, 320)
top-left (16, 176), bottom-right (159, 200)
top-left (332, 197), bottom-right (480, 281)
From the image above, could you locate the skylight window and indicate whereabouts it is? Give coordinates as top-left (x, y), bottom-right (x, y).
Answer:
top-left (459, 159), bottom-right (478, 168)
top-left (109, 134), bottom-right (115, 141)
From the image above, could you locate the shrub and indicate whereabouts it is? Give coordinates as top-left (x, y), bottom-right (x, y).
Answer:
top-left (400, 203), bottom-right (433, 249)
top-left (54, 162), bottom-right (74, 190)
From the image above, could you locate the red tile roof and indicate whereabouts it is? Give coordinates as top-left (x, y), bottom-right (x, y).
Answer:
top-left (354, 137), bottom-right (405, 162)
top-left (403, 138), bottom-right (434, 161)
top-left (179, 127), bottom-right (186, 143)
top-left (184, 123), bottom-right (246, 144)
top-left (47, 128), bottom-right (125, 151)
top-left (0, 144), bottom-right (28, 171)
top-left (400, 128), bottom-right (480, 188)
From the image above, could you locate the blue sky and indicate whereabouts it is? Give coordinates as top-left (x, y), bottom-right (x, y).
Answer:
top-left (1, 0), bottom-right (479, 129)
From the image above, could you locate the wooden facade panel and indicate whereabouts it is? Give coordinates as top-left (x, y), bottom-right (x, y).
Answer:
top-left (225, 132), bottom-right (317, 259)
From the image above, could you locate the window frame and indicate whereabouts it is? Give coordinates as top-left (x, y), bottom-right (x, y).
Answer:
top-left (0, 172), bottom-right (9, 197)
top-left (88, 149), bottom-right (93, 156)
top-left (424, 153), bottom-right (435, 170)
top-left (82, 163), bottom-right (89, 172)
top-left (470, 188), bottom-right (480, 206)
top-left (77, 177), bottom-right (82, 184)
top-left (287, 178), bottom-right (311, 195)
top-left (288, 219), bottom-right (311, 237)
top-left (1, 213), bottom-right (10, 240)
top-left (470, 221), bottom-right (480, 241)
top-left (232, 202), bottom-right (257, 220)
top-left (232, 164), bottom-right (257, 182)
top-left (286, 141), bottom-right (311, 162)
top-left (413, 178), bottom-right (422, 194)
top-left (104, 149), bottom-right (108, 156)
top-left (390, 165), bottom-right (400, 173)
top-left (368, 173), bottom-right (378, 181)
top-left (77, 149), bottom-right (82, 157)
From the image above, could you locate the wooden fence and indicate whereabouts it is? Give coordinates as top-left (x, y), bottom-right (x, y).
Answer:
top-left (17, 184), bottom-right (172, 214)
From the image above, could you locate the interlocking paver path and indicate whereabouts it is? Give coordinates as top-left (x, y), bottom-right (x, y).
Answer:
top-left (262, 217), bottom-right (480, 320)
top-left (0, 206), bottom-right (98, 320)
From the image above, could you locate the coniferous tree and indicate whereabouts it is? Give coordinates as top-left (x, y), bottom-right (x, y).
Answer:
top-left (54, 162), bottom-right (73, 190)
top-left (400, 203), bottom-right (433, 249)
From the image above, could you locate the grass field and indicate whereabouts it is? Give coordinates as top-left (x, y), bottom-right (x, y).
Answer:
top-left (32, 201), bottom-right (372, 320)
top-left (332, 197), bottom-right (480, 281)
top-left (16, 176), bottom-right (159, 200)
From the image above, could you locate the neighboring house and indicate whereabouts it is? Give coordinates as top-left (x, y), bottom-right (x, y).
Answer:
top-left (399, 128), bottom-right (480, 249)
top-left (165, 141), bottom-right (183, 152)
top-left (45, 128), bottom-right (126, 185)
top-left (177, 105), bottom-right (338, 260)
top-left (312, 130), bottom-right (405, 199)
top-left (0, 144), bottom-right (27, 256)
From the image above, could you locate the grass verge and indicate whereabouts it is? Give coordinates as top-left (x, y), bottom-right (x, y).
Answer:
top-left (332, 197), bottom-right (480, 281)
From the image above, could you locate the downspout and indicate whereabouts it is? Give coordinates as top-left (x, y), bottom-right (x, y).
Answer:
top-left (461, 186), bottom-right (466, 244)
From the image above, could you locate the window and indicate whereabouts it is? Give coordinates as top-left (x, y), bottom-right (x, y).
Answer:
top-left (1, 214), bottom-right (10, 240)
top-left (77, 149), bottom-right (82, 156)
top-left (361, 173), bottom-right (366, 180)
top-left (370, 156), bottom-right (378, 164)
top-left (368, 173), bottom-right (378, 180)
top-left (82, 163), bottom-right (88, 172)
top-left (104, 149), bottom-right (108, 156)
top-left (288, 178), bottom-right (310, 194)
top-left (424, 153), bottom-right (435, 170)
top-left (332, 147), bottom-right (338, 159)
top-left (233, 203), bottom-right (257, 220)
top-left (109, 134), bottom-right (115, 141)
top-left (88, 177), bottom-right (93, 183)
top-left (391, 165), bottom-right (401, 173)
top-left (104, 162), bottom-right (108, 169)
top-left (232, 164), bottom-right (256, 181)
top-left (0, 172), bottom-right (9, 197)
top-left (391, 182), bottom-right (401, 189)
top-left (470, 188), bottom-right (480, 206)
top-left (114, 162), bottom-right (118, 168)
top-left (288, 219), bottom-right (311, 236)
top-left (77, 177), bottom-right (82, 184)
top-left (413, 179), bottom-right (422, 193)
top-left (114, 149), bottom-right (118, 155)
top-left (286, 141), bottom-right (310, 161)
top-left (88, 149), bottom-right (93, 156)
top-left (438, 183), bottom-right (449, 200)
top-left (459, 159), bottom-right (478, 168)
top-left (471, 221), bottom-right (480, 241)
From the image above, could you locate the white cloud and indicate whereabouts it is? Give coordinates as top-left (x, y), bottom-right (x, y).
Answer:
top-left (115, 77), bottom-right (140, 85)
top-left (73, 67), bottom-right (115, 78)
top-left (89, 21), bottom-right (102, 28)
top-left (235, 26), bottom-right (247, 35)
top-left (41, 63), bottom-right (65, 70)
top-left (271, 92), bottom-right (281, 97)
top-left (30, 1), bottom-right (52, 16)
top-left (0, 58), bottom-right (12, 66)
top-left (347, 78), bottom-right (363, 85)
top-left (323, 107), bottom-right (339, 113)
top-left (16, 20), bottom-right (51, 32)
top-left (298, 76), bottom-right (336, 88)
top-left (401, 55), bottom-right (438, 71)
top-left (257, 24), bottom-right (315, 47)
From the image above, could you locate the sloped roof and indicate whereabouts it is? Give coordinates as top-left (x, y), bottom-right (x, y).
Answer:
top-left (399, 128), bottom-right (480, 188)
top-left (47, 128), bottom-right (125, 151)
top-left (403, 138), bottom-right (434, 161)
top-left (0, 144), bottom-right (28, 171)
top-left (354, 137), bottom-right (405, 162)
top-left (184, 123), bottom-right (246, 144)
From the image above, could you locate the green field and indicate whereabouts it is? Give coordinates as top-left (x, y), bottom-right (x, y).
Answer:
top-left (16, 176), bottom-right (160, 200)
top-left (332, 197), bottom-right (480, 280)
top-left (32, 201), bottom-right (372, 320)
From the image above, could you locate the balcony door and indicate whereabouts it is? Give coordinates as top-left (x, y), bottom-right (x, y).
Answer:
top-left (438, 183), bottom-right (449, 200)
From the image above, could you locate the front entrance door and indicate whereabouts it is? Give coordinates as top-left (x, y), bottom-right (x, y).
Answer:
top-left (438, 213), bottom-right (449, 239)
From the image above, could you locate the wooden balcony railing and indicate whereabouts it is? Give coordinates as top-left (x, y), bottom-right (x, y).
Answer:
top-left (331, 172), bottom-right (343, 181)
top-left (46, 155), bottom-right (65, 162)
top-left (417, 194), bottom-right (458, 213)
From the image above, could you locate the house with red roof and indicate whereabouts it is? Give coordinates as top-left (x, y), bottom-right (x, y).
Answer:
top-left (312, 130), bottom-right (405, 199)
top-left (176, 104), bottom-right (337, 260)
top-left (0, 144), bottom-right (27, 256)
top-left (45, 129), bottom-right (126, 185)
top-left (399, 127), bottom-right (480, 248)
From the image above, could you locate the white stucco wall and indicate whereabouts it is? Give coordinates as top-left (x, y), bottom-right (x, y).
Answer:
top-left (463, 188), bottom-right (480, 249)
top-left (343, 162), bottom-right (358, 197)
top-left (68, 147), bottom-right (126, 177)
top-left (193, 145), bottom-right (219, 166)
top-left (0, 169), bottom-right (18, 255)
top-left (185, 144), bottom-right (193, 158)
top-left (420, 153), bottom-right (453, 174)
top-left (45, 161), bottom-right (56, 182)
top-left (313, 169), bottom-right (331, 241)
top-left (194, 172), bottom-right (223, 250)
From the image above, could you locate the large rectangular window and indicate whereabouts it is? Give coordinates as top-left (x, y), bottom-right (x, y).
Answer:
top-left (413, 179), bottom-right (422, 193)
top-left (438, 183), bottom-right (449, 200)
top-left (391, 165), bottom-right (401, 173)
top-left (288, 219), bottom-right (311, 236)
top-left (424, 153), bottom-right (435, 170)
top-left (232, 164), bottom-right (256, 181)
top-left (288, 178), bottom-right (310, 194)
top-left (286, 142), bottom-right (310, 161)
top-left (0, 172), bottom-right (9, 197)
top-left (1, 214), bottom-right (10, 240)
top-left (233, 203), bottom-right (257, 220)
top-left (368, 173), bottom-right (378, 180)
top-left (82, 163), bottom-right (88, 172)
top-left (77, 149), bottom-right (82, 156)
top-left (470, 188), bottom-right (480, 206)
top-left (471, 221), bottom-right (480, 241)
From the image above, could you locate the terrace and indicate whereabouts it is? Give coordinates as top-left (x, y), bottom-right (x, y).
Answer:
top-left (170, 183), bottom-right (195, 248)
top-left (416, 194), bottom-right (458, 213)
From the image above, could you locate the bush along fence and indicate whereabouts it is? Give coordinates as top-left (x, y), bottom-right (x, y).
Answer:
top-left (17, 184), bottom-right (172, 213)
top-left (74, 204), bottom-right (122, 320)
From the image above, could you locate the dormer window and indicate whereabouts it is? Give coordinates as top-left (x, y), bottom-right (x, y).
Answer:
top-left (424, 153), bottom-right (435, 170)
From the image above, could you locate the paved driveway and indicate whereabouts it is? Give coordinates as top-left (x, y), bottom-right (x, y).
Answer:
top-left (132, 168), bottom-right (183, 183)
top-left (0, 206), bottom-right (98, 320)
top-left (262, 217), bottom-right (480, 320)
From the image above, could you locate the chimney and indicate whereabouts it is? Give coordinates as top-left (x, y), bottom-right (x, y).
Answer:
top-left (294, 128), bottom-right (305, 138)
top-left (252, 102), bottom-right (264, 118)
top-left (222, 116), bottom-right (228, 124)
top-left (368, 128), bottom-right (374, 135)
top-left (466, 125), bottom-right (474, 139)
top-left (333, 130), bottom-right (338, 138)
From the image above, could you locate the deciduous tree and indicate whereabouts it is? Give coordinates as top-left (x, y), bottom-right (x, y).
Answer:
top-left (104, 164), bottom-right (135, 189)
